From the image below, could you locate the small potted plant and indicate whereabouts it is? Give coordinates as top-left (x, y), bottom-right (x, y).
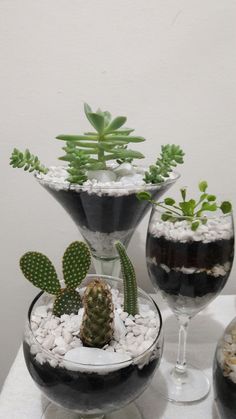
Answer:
top-left (138, 181), bottom-right (234, 403)
top-left (10, 103), bottom-right (184, 276)
top-left (22, 240), bottom-right (163, 417)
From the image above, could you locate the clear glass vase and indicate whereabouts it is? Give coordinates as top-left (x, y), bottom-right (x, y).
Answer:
top-left (146, 207), bottom-right (234, 404)
top-left (214, 317), bottom-right (236, 418)
top-left (23, 274), bottom-right (164, 419)
top-left (36, 170), bottom-right (179, 276)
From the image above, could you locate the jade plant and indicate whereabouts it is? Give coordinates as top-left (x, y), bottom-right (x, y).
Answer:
top-left (138, 180), bottom-right (232, 231)
top-left (20, 241), bottom-right (91, 316)
top-left (80, 279), bottom-right (114, 348)
top-left (10, 102), bottom-right (184, 185)
top-left (115, 241), bottom-right (139, 316)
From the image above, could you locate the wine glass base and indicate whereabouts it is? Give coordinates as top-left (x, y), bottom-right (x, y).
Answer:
top-left (42, 401), bottom-right (143, 419)
top-left (152, 360), bottom-right (210, 405)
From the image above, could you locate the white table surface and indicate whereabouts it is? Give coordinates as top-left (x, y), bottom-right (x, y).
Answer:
top-left (0, 294), bottom-right (234, 419)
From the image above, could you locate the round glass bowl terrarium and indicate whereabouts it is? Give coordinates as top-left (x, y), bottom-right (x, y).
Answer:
top-left (23, 274), bottom-right (163, 419)
top-left (146, 207), bottom-right (234, 404)
top-left (214, 317), bottom-right (236, 419)
top-left (35, 168), bottom-right (180, 277)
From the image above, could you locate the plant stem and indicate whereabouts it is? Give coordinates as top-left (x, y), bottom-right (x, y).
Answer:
top-left (172, 315), bottom-right (190, 382)
top-left (156, 203), bottom-right (182, 216)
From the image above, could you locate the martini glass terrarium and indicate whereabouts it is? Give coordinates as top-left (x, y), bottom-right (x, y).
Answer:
top-left (139, 181), bottom-right (234, 404)
top-left (20, 240), bottom-right (163, 419)
top-left (10, 103), bottom-right (184, 276)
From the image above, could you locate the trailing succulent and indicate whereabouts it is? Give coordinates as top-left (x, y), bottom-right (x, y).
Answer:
top-left (10, 103), bottom-right (184, 185)
top-left (138, 181), bottom-right (232, 231)
top-left (20, 241), bottom-right (91, 316)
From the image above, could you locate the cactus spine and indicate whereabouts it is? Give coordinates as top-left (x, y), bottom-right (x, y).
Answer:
top-left (115, 241), bottom-right (139, 316)
top-left (20, 241), bottom-right (91, 316)
top-left (80, 279), bottom-right (114, 348)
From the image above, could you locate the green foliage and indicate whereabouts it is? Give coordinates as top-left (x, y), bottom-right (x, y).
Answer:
top-left (10, 148), bottom-right (48, 174)
top-left (115, 241), bottom-right (139, 316)
top-left (144, 144), bottom-right (185, 184)
top-left (56, 103), bottom-right (145, 181)
top-left (20, 241), bottom-right (91, 316)
top-left (80, 279), bottom-right (114, 348)
top-left (137, 180), bottom-right (232, 230)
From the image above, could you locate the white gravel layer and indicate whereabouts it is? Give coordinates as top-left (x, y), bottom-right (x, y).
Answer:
top-left (81, 226), bottom-right (134, 258)
top-left (147, 258), bottom-right (231, 278)
top-left (36, 164), bottom-right (176, 197)
top-left (26, 288), bottom-right (160, 373)
top-left (149, 214), bottom-right (233, 243)
top-left (218, 328), bottom-right (236, 383)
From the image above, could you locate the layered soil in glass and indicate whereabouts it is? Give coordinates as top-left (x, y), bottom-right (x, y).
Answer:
top-left (146, 217), bottom-right (234, 314)
top-left (23, 342), bottom-right (159, 413)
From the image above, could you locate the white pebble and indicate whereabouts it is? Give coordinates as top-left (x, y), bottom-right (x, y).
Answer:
top-left (49, 358), bottom-right (58, 368)
top-left (35, 352), bottom-right (45, 365)
top-left (42, 335), bottom-right (55, 350)
top-left (120, 312), bottom-right (129, 321)
top-left (62, 330), bottom-right (73, 344)
top-left (30, 344), bottom-right (39, 355)
top-left (55, 336), bottom-right (66, 347)
top-left (125, 318), bottom-right (135, 327)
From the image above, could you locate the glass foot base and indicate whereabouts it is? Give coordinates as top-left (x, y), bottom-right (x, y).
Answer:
top-left (42, 401), bottom-right (143, 419)
top-left (152, 360), bottom-right (210, 404)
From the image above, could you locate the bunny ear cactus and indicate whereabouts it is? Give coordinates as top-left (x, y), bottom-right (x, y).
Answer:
top-left (80, 279), bottom-right (114, 348)
top-left (20, 241), bottom-right (91, 317)
top-left (115, 241), bottom-right (139, 316)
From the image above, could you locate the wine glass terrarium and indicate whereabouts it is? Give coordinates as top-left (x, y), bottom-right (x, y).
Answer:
top-left (139, 181), bottom-right (234, 404)
top-left (10, 103), bottom-right (184, 276)
top-left (21, 240), bottom-right (163, 419)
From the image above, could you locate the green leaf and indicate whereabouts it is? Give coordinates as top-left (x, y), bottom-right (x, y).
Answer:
top-left (191, 221), bottom-right (200, 231)
top-left (199, 181), bottom-right (208, 193)
top-left (164, 198), bottom-right (176, 206)
top-left (56, 135), bottom-right (98, 142)
top-left (136, 191), bottom-right (152, 201)
top-left (161, 213), bottom-right (172, 222)
top-left (87, 112), bottom-right (105, 134)
top-left (207, 194), bottom-right (216, 202)
top-left (220, 201), bottom-right (232, 214)
top-left (104, 135), bottom-right (145, 143)
top-left (201, 202), bottom-right (217, 212)
top-left (105, 116), bottom-right (127, 133)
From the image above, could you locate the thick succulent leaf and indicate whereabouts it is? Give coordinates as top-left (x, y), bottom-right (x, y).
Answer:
top-left (110, 149), bottom-right (145, 159)
top-left (20, 252), bottom-right (60, 295)
top-left (105, 116), bottom-right (127, 133)
top-left (56, 135), bottom-right (98, 142)
top-left (53, 289), bottom-right (82, 316)
top-left (87, 112), bottom-right (105, 134)
top-left (63, 241), bottom-right (91, 289)
top-left (104, 135), bottom-right (145, 143)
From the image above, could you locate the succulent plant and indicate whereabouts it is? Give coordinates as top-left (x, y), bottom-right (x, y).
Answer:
top-left (20, 241), bottom-right (91, 316)
top-left (115, 241), bottom-right (139, 316)
top-left (9, 102), bottom-right (184, 185)
top-left (80, 279), bottom-right (114, 348)
top-left (137, 180), bottom-right (232, 230)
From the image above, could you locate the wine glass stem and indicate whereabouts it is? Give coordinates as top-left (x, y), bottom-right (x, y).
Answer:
top-left (172, 315), bottom-right (190, 381)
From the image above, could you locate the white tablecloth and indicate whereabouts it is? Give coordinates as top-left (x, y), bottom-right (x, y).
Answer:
top-left (0, 294), bottom-right (234, 419)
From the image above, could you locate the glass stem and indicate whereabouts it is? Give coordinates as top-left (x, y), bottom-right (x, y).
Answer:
top-left (172, 315), bottom-right (190, 381)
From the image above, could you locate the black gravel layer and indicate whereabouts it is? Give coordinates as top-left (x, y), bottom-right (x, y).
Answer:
top-left (147, 235), bottom-right (234, 269)
top-left (42, 183), bottom-right (172, 233)
top-left (23, 342), bottom-right (159, 413)
top-left (213, 359), bottom-right (236, 419)
top-left (147, 263), bottom-right (229, 298)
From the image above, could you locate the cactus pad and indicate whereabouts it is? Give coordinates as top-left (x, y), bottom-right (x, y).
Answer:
top-left (80, 279), bottom-right (114, 348)
top-left (115, 242), bottom-right (139, 316)
top-left (53, 289), bottom-right (82, 317)
top-left (20, 252), bottom-right (60, 295)
top-left (63, 241), bottom-right (91, 289)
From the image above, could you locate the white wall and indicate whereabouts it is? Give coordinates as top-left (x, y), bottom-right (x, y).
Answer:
top-left (1, 0), bottom-right (236, 389)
